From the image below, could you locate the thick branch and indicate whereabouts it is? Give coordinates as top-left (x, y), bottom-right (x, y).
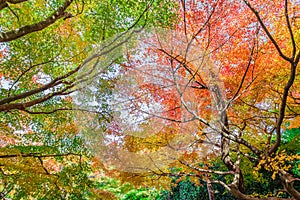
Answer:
top-left (0, 83), bottom-right (75, 112)
top-left (0, 0), bottom-right (73, 42)
top-left (243, 0), bottom-right (299, 155)
top-left (207, 178), bottom-right (215, 200)
top-left (269, 62), bottom-right (297, 154)
top-left (0, 152), bottom-right (82, 158)
top-left (227, 185), bottom-right (291, 200)
top-left (279, 170), bottom-right (300, 200)
top-left (21, 107), bottom-right (107, 115)
top-left (0, 28), bottom-right (134, 111)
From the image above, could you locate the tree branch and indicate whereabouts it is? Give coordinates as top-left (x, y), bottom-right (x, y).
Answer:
top-left (0, 152), bottom-right (82, 159)
top-left (0, 0), bottom-right (27, 10)
top-left (279, 170), bottom-right (300, 200)
top-left (0, 0), bottom-right (73, 42)
top-left (284, 0), bottom-right (296, 59)
top-left (243, 0), bottom-right (292, 62)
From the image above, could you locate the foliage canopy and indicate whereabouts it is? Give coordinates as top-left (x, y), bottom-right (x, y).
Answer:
top-left (1, 0), bottom-right (300, 199)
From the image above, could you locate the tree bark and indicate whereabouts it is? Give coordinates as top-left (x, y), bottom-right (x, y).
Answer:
top-left (279, 170), bottom-right (300, 200)
top-left (208, 70), bottom-right (246, 192)
top-left (206, 178), bottom-right (215, 200)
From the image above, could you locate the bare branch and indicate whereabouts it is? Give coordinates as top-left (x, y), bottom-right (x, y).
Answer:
top-left (242, 0), bottom-right (299, 155)
top-left (38, 157), bottom-right (50, 175)
top-left (228, 38), bottom-right (257, 104)
top-left (284, 0), bottom-right (296, 59)
top-left (243, 0), bottom-right (292, 62)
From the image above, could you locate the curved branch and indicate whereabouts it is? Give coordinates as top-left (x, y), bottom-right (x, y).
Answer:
top-left (269, 61), bottom-right (297, 154)
top-left (243, 0), bottom-right (292, 62)
top-left (284, 0), bottom-right (296, 59)
top-left (242, 0), bottom-right (299, 155)
top-left (279, 170), bottom-right (300, 200)
top-left (0, 0), bottom-right (73, 42)
top-left (0, 152), bottom-right (82, 158)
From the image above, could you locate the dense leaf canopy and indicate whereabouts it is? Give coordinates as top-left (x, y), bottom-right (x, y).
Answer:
top-left (1, 0), bottom-right (300, 199)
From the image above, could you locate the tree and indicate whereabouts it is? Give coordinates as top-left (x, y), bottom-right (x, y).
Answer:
top-left (0, 0), bottom-right (74, 42)
top-left (0, 0), bottom-right (176, 113)
top-left (89, 0), bottom-right (300, 199)
top-left (0, 135), bottom-right (95, 199)
top-left (0, 0), bottom-right (177, 198)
